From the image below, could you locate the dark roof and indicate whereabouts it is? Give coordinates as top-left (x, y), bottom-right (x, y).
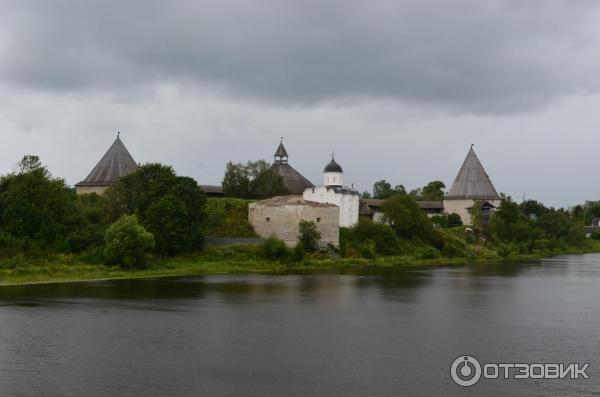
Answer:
top-left (418, 201), bottom-right (444, 209)
top-left (200, 185), bottom-right (224, 196)
top-left (270, 163), bottom-right (314, 194)
top-left (466, 200), bottom-right (496, 210)
top-left (359, 201), bottom-right (375, 216)
top-left (76, 136), bottom-right (138, 187)
top-left (324, 157), bottom-right (343, 173)
top-left (253, 195), bottom-right (337, 208)
top-left (361, 198), bottom-right (443, 210)
top-left (274, 142), bottom-right (288, 159)
top-left (446, 147), bottom-right (500, 200)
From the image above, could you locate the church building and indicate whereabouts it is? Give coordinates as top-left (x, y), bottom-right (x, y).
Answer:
top-left (270, 140), bottom-right (315, 194)
top-left (443, 145), bottom-right (501, 225)
top-left (75, 134), bottom-right (138, 195)
top-left (303, 154), bottom-right (360, 227)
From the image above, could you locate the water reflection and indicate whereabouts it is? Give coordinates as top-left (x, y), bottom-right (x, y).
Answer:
top-left (0, 254), bottom-right (599, 397)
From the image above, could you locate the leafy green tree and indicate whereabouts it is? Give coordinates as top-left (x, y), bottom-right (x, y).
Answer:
top-left (447, 213), bottom-right (463, 227)
top-left (419, 181), bottom-right (446, 201)
top-left (348, 218), bottom-right (402, 255)
top-left (372, 180), bottom-right (406, 199)
top-left (104, 164), bottom-right (206, 256)
top-left (104, 215), bottom-right (154, 268)
top-left (382, 193), bottom-right (436, 243)
top-left (471, 200), bottom-right (484, 238)
top-left (520, 200), bottom-right (548, 219)
top-left (298, 220), bottom-right (321, 252)
top-left (222, 160), bottom-right (286, 199)
top-left (0, 155), bottom-right (89, 251)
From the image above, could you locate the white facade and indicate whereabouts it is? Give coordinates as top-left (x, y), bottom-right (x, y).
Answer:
top-left (323, 171), bottom-right (343, 186)
top-left (303, 186), bottom-right (359, 227)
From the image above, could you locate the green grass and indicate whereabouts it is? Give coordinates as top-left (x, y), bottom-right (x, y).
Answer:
top-left (1, 240), bottom-right (600, 286)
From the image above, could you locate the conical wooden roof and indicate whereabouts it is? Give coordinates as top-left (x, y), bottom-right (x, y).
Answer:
top-left (76, 135), bottom-right (138, 186)
top-left (274, 142), bottom-right (288, 159)
top-left (446, 147), bottom-right (499, 200)
top-left (270, 163), bottom-right (314, 194)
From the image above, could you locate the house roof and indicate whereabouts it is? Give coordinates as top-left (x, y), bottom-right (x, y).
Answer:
top-left (270, 163), bottom-right (315, 194)
top-left (361, 198), bottom-right (444, 210)
top-left (200, 185), bottom-right (224, 195)
top-left (446, 146), bottom-right (500, 200)
top-left (76, 135), bottom-right (138, 187)
top-left (253, 195), bottom-right (338, 208)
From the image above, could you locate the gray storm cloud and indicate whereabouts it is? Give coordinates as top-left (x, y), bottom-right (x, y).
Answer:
top-left (2, 0), bottom-right (600, 114)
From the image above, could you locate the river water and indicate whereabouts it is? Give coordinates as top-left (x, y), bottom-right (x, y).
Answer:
top-left (1, 254), bottom-right (599, 396)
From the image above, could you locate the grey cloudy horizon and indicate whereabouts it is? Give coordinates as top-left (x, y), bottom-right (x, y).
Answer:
top-left (1, 0), bottom-right (600, 207)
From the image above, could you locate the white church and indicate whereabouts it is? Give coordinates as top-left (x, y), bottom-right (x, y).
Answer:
top-left (303, 155), bottom-right (360, 228)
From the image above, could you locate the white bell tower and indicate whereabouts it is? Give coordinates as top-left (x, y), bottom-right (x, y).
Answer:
top-left (323, 152), bottom-right (343, 187)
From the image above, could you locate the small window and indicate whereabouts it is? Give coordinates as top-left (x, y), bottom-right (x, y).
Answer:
top-left (265, 217), bottom-right (270, 222)
top-left (317, 217), bottom-right (321, 223)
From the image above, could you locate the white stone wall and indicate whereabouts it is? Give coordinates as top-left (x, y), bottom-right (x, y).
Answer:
top-left (249, 201), bottom-right (340, 247)
top-left (323, 172), bottom-right (343, 186)
top-left (303, 186), bottom-right (359, 227)
top-left (76, 185), bottom-right (109, 195)
top-left (443, 198), bottom-right (501, 225)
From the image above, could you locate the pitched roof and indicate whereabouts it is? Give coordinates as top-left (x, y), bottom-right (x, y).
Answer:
top-left (446, 147), bottom-right (500, 200)
top-left (253, 195), bottom-right (337, 208)
top-left (270, 163), bottom-right (314, 194)
top-left (76, 136), bottom-right (138, 186)
top-left (274, 141), bottom-right (288, 159)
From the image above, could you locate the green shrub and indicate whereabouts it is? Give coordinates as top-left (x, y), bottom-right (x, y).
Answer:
top-left (298, 220), bottom-right (321, 252)
top-left (202, 197), bottom-right (257, 237)
top-left (104, 215), bottom-right (155, 268)
top-left (441, 234), bottom-right (467, 258)
top-left (262, 236), bottom-right (290, 260)
top-left (291, 243), bottom-right (305, 262)
top-left (348, 219), bottom-right (403, 256)
top-left (415, 246), bottom-right (441, 259)
top-left (591, 231), bottom-right (600, 240)
top-left (496, 243), bottom-right (515, 258)
top-left (360, 241), bottom-right (377, 259)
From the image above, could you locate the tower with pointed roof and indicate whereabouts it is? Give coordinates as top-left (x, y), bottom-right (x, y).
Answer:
top-left (270, 139), bottom-right (314, 194)
top-left (443, 145), bottom-right (501, 224)
top-left (75, 133), bottom-right (138, 195)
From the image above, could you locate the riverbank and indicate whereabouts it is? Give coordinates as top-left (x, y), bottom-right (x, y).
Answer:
top-left (1, 241), bottom-right (600, 286)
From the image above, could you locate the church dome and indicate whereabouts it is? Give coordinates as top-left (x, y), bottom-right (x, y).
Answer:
top-left (324, 158), bottom-right (343, 173)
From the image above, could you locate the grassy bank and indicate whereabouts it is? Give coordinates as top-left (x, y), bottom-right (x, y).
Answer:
top-left (2, 240), bottom-right (600, 286)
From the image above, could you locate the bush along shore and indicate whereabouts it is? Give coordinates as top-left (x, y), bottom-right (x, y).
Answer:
top-left (2, 155), bottom-right (600, 286)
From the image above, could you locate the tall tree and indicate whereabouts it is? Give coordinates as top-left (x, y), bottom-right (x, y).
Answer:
top-left (104, 163), bottom-right (206, 256)
top-left (222, 160), bottom-right (286, 199)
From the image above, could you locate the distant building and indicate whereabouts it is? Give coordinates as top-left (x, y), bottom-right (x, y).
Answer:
top-left (584, 218), bottom-right (600, 238)
top-left (249, 195), bottom-right (339, 247)
top-left (199, 185), bottom-right (225, 197)
top-left (443, 145), bottom-right (501, 224)
top-left (76, 134), bottom-right (138, 195)
top-left (270, 140), bottom-right (314, 194)
top-left (360, 198), bottom-right (444, 222)
top-left (303, 155), bottom-right (360, 227)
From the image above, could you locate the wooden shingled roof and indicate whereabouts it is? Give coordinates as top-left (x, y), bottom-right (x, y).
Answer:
top-left (76, 135), bottom-right (138, 187)
top-left (446, 146), bottom-right (500, 200)
top-left (270, 140), bottom-right (314, 194)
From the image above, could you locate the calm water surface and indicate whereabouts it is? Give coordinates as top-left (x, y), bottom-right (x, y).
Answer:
top-left (1, 254), bottom-right (600, 396)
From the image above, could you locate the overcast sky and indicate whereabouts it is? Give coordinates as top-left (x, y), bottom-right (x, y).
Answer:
top-left (1, 0), bottom-right (600, 207)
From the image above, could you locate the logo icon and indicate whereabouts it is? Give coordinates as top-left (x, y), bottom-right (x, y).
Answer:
top-left (451, 355), bottom-right (482, 387)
